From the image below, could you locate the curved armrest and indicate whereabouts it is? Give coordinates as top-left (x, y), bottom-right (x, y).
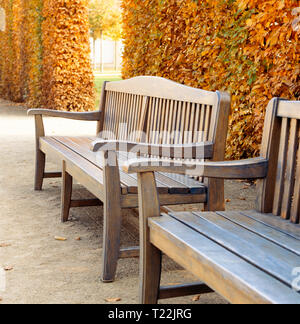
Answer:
top-left (91, 139), bottom-right (214, 159)
top-left (28, 109), bottom-right (101, 121)
top-left (123, 157), bottom-right (268, 180)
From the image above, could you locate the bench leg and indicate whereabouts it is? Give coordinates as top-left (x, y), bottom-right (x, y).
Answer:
top-left (204, 178), bottom-right (225, 211)
top-left (35, 149), bottom-right (46, 191)
top-left (61, 161), bottom-right (73, 223)
top-left (138, 172), bottom-right (162, 304)
top-left (101, 153), bottom-right (122, 282)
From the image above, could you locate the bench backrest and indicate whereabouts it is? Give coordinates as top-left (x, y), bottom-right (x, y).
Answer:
top-left (97, 76), bottom-right (231, 162)
top-left (257, 99), bottom-right (300, 223)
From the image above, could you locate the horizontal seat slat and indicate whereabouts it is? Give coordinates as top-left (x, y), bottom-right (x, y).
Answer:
top-left (170, 211), bottom-right (300, 288)
top-left (148, 215), bottom-right (300, 304)
top-left (241, 210), bottom-right (300, 241)
top-left (118, 152), bottom-right (204, 194)
top-left (215, 211), bottom-right (300, 256)
top-left (53, 136), bottom-right (139, 194)
top-left (53, 136), bottom-right (206, 196)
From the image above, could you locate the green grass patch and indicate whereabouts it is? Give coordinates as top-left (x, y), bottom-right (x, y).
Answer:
top-left (94, 74), bottom-right (122, 108)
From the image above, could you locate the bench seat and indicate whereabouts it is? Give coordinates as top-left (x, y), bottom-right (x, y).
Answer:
top-left (149, 210), bottom-right (300, 304)
top-left (40, 136), bottom-right (207, 198)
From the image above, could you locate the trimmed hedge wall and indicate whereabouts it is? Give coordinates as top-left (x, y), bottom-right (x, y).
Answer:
top-left (0, 0), bottom-right (95, 111)
top-left (122, 0), bottom-right (299, 159)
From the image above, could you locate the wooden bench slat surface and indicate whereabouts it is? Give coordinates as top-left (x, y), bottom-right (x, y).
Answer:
top-left (148, 214), bottom-right (300, 304)
top-left (215, 211), bottom-right (300, 256)
top-left (169, 211), bottom-right (300, 287)
top-left (54, 136), bottom-right (167, 193)
top-left (52, 136), bottom-right (207, 196)
top-left (117, 151), bottom-right (208, 195)
top-left (53, 136), bottom-right (140, 194)
top-left (241, 210), bottom-right (300, 240)
top-left (71, 137), bottom-right (148, 195)
top-left (40, 137), bottom-right (107, 198)
top-left (118, 152), bottom-right (190, 194)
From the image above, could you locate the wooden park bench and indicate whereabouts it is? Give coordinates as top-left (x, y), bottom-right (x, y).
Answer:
top-left (124, 98), bottom-right (300, 304)
top-left (28, 76), bottom-right (230, 282)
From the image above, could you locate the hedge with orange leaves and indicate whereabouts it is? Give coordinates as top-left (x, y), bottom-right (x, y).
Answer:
top-left (23, 0), bottom-right (44, 108)
top-left (42, 0), bottom-right (95, 111)
top-left (122, 0), bottom-right (299, 159)
top-left (0, 0), bottom-right (24, 102)
top-left (0, 0), bottom-right (95, 111)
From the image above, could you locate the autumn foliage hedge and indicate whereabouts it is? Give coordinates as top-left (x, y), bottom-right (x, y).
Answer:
top-left (122, 0), bottom-right (299, 159)
top-left (0, 0), bottom-right (94, 111)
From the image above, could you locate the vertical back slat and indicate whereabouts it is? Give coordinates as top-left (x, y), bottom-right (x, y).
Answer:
top-left (199, 105), bottom-right (206, 142)
top-left (193, 104), bottom-right (201, 142)
top-left (256, 98), bottom-right (281, 213)
top-left (169, 100), bottom-right (177, 144)
top-left (175, 101), bottom-right (183, 144)
top-left (204, 105), bottom-right (212, 141)
top-left (162, 100), bottom-right (170, 144)
top-left (160, 99), bottom-right (167, 144)
top-left (188, 103), bottom-right (195, 144)
top-left (109, 91), bottom-right (117, 135)
top-left (273, 118), bottom-right (290, 216)
top-left (183, 102), bottom-right (191, 143)
top-left (281, 119), bottom-right (298, 220)
top-left (291, 136), bottom-right (300, 223)
top-left (155, 98), bottom-right (162, 144)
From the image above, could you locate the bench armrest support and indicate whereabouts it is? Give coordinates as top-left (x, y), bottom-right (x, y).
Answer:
top-left (123, 157), bottom-right (268, 180)
top-left (92, 139), bottom-right (214, 159)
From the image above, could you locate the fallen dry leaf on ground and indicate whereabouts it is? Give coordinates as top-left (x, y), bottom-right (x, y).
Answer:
top-left (105, 297), bottom-right (122, 302)
top-left (225, 199), bottom-right (231, 203)
top-left (54, 236), bottom-right (67, 241)
top-left (192, 295), bottom-right (201, 302)
top-left (4, 266), bottom-right (13, 271)
top-left (239, 197), bottom-right (246, 201)
top-left (0, 243), bottom-right (11, 248)
top-left (75, 237), bottom-right (81, 241)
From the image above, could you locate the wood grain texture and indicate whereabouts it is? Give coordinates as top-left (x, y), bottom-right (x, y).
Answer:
top-left (138, 172), bottom-right (162, 304)
top-left (61, 160), bottom-right (73, 223)
top-left (34, 115), bottom-right (46, 190)
top-left (101, 150), bottom-right (122, 282)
